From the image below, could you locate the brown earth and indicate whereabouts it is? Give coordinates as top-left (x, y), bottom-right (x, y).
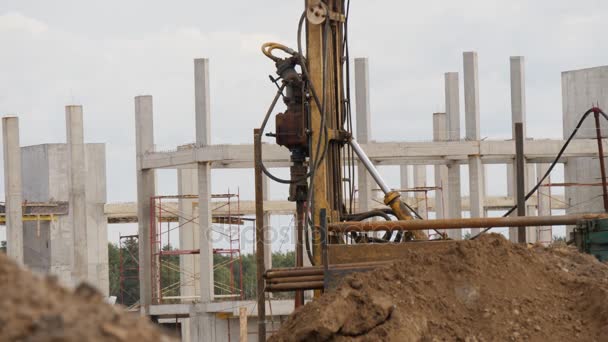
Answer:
top-left (0, 252), bottom-right (175, 342)
top-left (269, 234), bottom-right (608, 342)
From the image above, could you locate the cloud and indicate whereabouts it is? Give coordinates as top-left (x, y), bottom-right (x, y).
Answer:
top-left (0, 12), bottom-right (47, 35)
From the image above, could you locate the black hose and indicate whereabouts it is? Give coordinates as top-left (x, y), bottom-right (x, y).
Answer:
top-left (470, 107), bottom-right (598, 240)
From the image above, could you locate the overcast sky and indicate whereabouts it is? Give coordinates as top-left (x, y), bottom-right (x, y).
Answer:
top-left (0, 1), bottom-right (606, 242)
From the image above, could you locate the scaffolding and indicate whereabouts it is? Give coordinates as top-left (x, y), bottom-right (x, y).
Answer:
top-left (148, 191), bottom-right (245, 304)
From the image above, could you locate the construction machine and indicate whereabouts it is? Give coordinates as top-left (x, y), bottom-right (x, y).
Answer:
top-left (255, 0), bottom-right (431, 311)
top-left (252, 1), bottom-right (608, 340)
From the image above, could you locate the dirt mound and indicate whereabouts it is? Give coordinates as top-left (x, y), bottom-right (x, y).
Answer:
top-left (270, 234), bottom-right (608, 342)
top-left (0, 252), bottom-right (175, 341)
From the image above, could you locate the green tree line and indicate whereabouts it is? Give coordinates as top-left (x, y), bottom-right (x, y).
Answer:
top-left (108, 241), bottom-right (295, 306)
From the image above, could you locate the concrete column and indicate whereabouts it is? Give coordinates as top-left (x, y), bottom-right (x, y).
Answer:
top-left (400, 164), bottom-right (409, 197)
top-left (135, 95), bottom-right (156, 314)
top-left (85, 143), bottom-right (109, 296)
top-left (177, 167), bottom-right (200, 301)
top-left (445, 72), bottom-right (462, 239)
top-left (2, 116), bottom-right (24, 264)
top-left (508, 57), bottom-right (536, 242)
top-left (536, 163), bottom-right (552, 244)
top-left (355, 58), bottom-right (373, 213)
top-left (193, 58), bottom-right (216, 341)
top-left (433, 113), bottom-right (449, 219)
top-left (195, 58), bottom-right (214, 305)
top-left (562, 66), bottom-right (608, 236)
top-left (463, 52), bottom-right (485, 235)
top-left (262, 174), bottom-right (272, 271)
top-left (413, 165), bottom-right (427, 219)
top-left (66, 106), bottom-right (88, 285)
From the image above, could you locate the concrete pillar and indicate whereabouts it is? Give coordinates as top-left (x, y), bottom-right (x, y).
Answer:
top-left (536, 163), bottom-right (552, 244)
top-left (177, 167), bottom-right (200, 301)
top-left (433, 113), bottom-right (449, 220)
top-left (2, 116), bottom-right (24, 264)
top-left (508, 57), bottom-right (536, 243)
top-left (262, 175), bottom-right (272, 270)
top-left (413, 165), bottom-right (427, 219)
top-left (562, 66), bottom-right (608, 237)
top-left (463, 52), bottom-right (485, 235)
top-left (355, 58), bottom-right (373, 213)
top-left (445, 72), bottom-right (462, 239)
top-left (192, 58), bottom-right (216, 341)
top-left (135, 95), bottom-right (156, 314)
top-left (195, 58), bottom-right (214, 304)
top-left (85, 143), bottom-right (109, 296)
top-left (400, 164), bottom-right (409, 197)
top-left (66, 106), bottom-right (88, 284)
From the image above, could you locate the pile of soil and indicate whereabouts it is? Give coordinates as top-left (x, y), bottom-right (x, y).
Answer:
top-left (270, 234), bottom-right (608, 341)
top-left (0, 253), bottom-right (174, 341)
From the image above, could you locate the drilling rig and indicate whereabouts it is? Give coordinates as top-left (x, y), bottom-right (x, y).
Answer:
top-left (252, 1), bottom-right (608, 341)
top-left (254, 0), bottom-right (431, 328)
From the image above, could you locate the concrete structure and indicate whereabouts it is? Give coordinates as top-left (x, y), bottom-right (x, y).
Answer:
top-left (355, 58), bottom-right (373, 213)
top-left (135, 95), bottom-right (156, 314)
top-left (129, 54), bottom-right (608, 341)
top-left (413, 165), bottom-right (427, 219)
top-left (66, 106), bottom-right (88, 285)
top-left (445, 72), bottom-right (463, 239)
top-left (6, 107), bottom-right (110, 294)
top-left (178, 167), bottom-right (200, 302)
top-left (433, 113), bottom-right (448, 221)
top-left (562, 66), bottom-right (608, 235)
top-left (2, 116), bottom-right (24, 264)
top-left (464, 52), bottom-right (485, 235)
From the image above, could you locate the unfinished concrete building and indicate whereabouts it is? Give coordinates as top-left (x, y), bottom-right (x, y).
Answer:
top-left (2, 50), bottom-right (608, 341)
top-left (2, 107), bottom-right (109, 295)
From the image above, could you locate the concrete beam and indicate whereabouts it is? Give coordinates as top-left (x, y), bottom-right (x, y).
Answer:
top-left (103, 195), bottom-right (568, 220)
top-left (135, 95), bottom-right (156, 314)
top-left (2, 116), bottom-right (24, 264)
top-left (66, 106), bottom-right (88, 284)
top-left (141, 138), bottom-right (608, 169)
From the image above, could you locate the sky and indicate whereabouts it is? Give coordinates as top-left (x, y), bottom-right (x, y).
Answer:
top-left (0, 0), bottom-right (606, 244)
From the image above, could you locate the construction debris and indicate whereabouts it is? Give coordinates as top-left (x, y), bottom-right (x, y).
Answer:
top-left (0, 252), bottom-right (175, 341)
top-left (269, 234), bottom-right (608, 341)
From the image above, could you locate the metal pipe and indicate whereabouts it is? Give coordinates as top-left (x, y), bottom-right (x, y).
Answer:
top-left (264, 260), bottom-right (392, 278)
top-left (267, 275), bottom-right (324, 284)
top-left (594, 111), bottom-right (608, 212)
top-left (253, 129), bottom-right (266, 341)
top-left (515, 122), bottom-right (526, 243)
top-left (349, 138), bottom-right (390, 194)
top-left (295, 201), bottom-right (304, 307)
top-left (329, 214), bottom-right (608, 233)
top-left (266, 281), bottom-right (324, 292)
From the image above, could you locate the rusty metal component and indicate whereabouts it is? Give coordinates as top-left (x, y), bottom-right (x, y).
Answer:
top-left (266, 281), bottom-right (324, 292)
top-left (515, 122), bottom-right (526, 242)
top-left (253, 129), bottom-right (266, 341)
top-left (594, 110), bottom-right (608, 212)
top-left (266, 275), bottom-right (323, 284)
top-left (329, 214), bottom-right (608, 233)
top-left (264, 260), bottom-right (392, 279)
